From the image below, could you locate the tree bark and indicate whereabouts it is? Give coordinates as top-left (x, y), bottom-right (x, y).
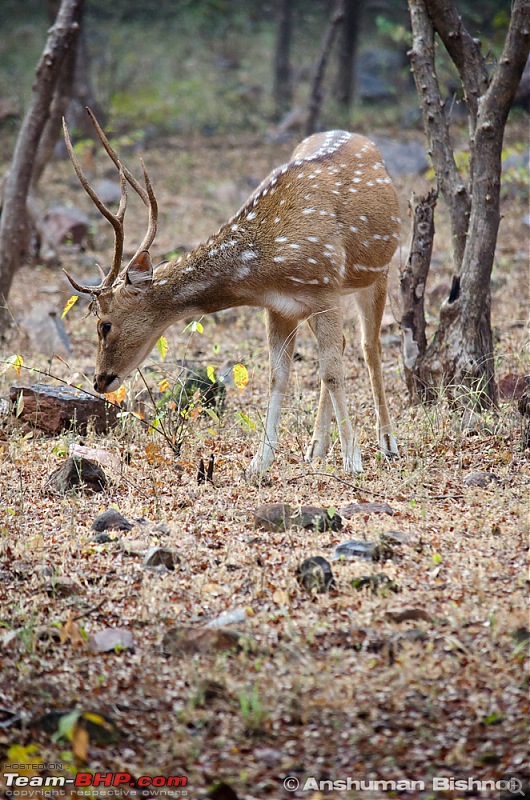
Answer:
top-left (399, 189), bottom-right (437, 401)
top-left (273, 0), bottom-right (294, 121)
top-left (0, 0), bottom-right (84, 336)
top-left (334, 0), bottom-right (364, 112)
top-left (404, 0), bottom-right (530, 409)
top-left (305, 0), bottom-right (345, 136)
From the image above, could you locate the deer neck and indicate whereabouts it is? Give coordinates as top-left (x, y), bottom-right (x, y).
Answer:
top-left (152, 223), bottom-right (260, 317)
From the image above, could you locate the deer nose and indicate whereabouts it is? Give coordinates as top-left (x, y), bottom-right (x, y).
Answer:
top-left (94, 374), bottom-right (119, 394)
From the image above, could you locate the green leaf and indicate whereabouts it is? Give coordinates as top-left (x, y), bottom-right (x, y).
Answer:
top-left (236, 411), bottom-right (255, 431)
top-left (53, 710), bottom-right (81, 743)
top-left (432, 552), bottom-right (443, 565)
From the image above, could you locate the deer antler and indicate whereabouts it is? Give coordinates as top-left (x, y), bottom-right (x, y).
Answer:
top-left (62, 109), bottom-right (158, 295)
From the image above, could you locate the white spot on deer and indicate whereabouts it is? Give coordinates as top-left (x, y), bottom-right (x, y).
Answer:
top-left (367, 181), bottom-right (375, 187)
top-left (349, 188), bottom-right (358, 193)
top-left (323, 276), bottom-right (330, 284)
top-left (303, 208), bottom-right (316, 215)
top-left (308, 258), bottom-right (317, 264)
top-left (360, 215), bottom-right (368, 222)
top-left (352, 178), bottom-right (361, 183)
top-left (273, 256), bottom-right (286, 263)
top-left (241, 249), bottom-right (257, 261)
top-left (155, 279), bottom-right (168, 286)
top-left (335, 181), bottom-right (342, 187)
top-left (350, 226), bottom-right (358, 233)
top-left (307, 236), bottom-right (319, 242)
top-left (246, 211), bottom-right (257, 221)
top-left (275, 236), bottom-right (288, 243)
top-left (274, 216), bottom-right (281, 223)
top-left (373, 234), bottom-right (382, 240)
top-left (354, 170), bottom-right (363, 176)
top-left (280, 199), bottom-right (286, 205)
top-left (324, 243), bottom-right (335, 250)
top-left (231, 224), bottom-right (239, 232)
top-left (319, 210), bottom-right (327, 216)
top-left (289, 243), bottom-right (301, 249)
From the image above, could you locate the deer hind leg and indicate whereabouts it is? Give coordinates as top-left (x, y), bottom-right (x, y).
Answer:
top-left (305, 317), bottom-right (346, 463)
top-left (248, 309), bottom-right (298, 476)
top-left (354, 274), bottom-right (399, 457)
top-left (310, 308), bottom-right (362, 474)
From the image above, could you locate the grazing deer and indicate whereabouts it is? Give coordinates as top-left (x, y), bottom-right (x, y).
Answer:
top-left (63, 111), bottom-right (400, 475)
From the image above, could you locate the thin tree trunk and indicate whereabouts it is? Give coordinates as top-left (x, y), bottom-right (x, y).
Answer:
top-left (399, 189), bottom-right (437, 401)
top-left (273, 0), bottom-right (294, 121)
top-left (334, 0), bottom-right (364, 112)
top-left (305, 0), bottom-right (345, 136)
top-left (0, 0), bottom-right (84, 334)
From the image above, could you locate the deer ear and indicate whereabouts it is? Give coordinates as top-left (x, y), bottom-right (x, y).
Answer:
top-left (125, 250), bottom-right (153, 289)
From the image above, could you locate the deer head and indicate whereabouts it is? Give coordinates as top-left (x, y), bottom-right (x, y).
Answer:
top-left (63, 109), bottom-right (165, 392)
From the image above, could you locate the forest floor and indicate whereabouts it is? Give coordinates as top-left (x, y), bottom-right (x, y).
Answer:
top-left (0, 119), bottom-right (528, 800)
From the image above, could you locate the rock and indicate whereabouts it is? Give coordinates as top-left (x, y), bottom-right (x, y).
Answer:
top-left (205, 608), bottom-right (248, 629)
top-left (295, 556), bottom-right (335, 593)
top-left (379, 530), bottom-right (414, 546)
top-left (333, 539), bottom-right (393, 562)
top-left (339, 501), bottom-right (395, 518)
top-left (254, 503), bottom-right (292, 531)
top-left (464, 472), bottom-right (501, 488)
top-left (10, 383), bottom-right (118, 435)
top-left (351, 573), bottom-right (400, 594)
top-left (43, 204), bottom-right (90, 246)
top-left (91, 509), bottom-right (132, 532)
top-left (291, 506), bottom-right (342, 532)
top-left (92, 532), bottom-right (115, 544)
top-left (88, 628), bottom-right (134, 654)
top-left (254, 503), bottom-right (342, 532)
top-left (143, 546), bottom-right (179, 571)
top-left (162, 626), bottom-right (244, 657)
top-left (333, 539), bottom-right (376, 561)
top-left (43, 576), bottom-right (83, 596)
top-left (385, 608), bottom-right (433, 624)
top-left (19, 302), bottom-right (71, 358)
top-left (46, 457), bottom-right (107, 494)
top-left (372, 136), bottom-right (429, 175)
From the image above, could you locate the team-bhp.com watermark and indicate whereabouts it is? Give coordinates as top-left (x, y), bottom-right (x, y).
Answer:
top-left (2, 769), bottom-right (187, 796)
top-left (282, 775), bottom-right (527, 794)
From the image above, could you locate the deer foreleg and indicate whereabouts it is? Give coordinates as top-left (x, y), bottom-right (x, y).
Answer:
top-left (248, 310), bottom-right (298, 475)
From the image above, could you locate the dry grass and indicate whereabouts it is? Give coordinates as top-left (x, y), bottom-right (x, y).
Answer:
top-left (0, 123), bottom-right (528, 799)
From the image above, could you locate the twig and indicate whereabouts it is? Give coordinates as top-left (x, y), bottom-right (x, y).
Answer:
top-left (73, 598), bottom-right (107, 621)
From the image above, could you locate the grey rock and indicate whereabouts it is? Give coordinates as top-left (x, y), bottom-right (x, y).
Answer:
top-left (143, 546), bottom-right (179, 570)
top-left (92, 509), bottom-right (132, 532)
top-left (333, 540), bottom-right (376, 561)
top-left (296, 556), bottom-right (335, 593)
top-left (46, 456), bottom-right (107, 494)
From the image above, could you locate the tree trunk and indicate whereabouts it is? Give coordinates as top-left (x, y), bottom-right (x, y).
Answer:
top-left (273, 0), bottom-right (294, 121)
top-left (305, 0), bottom-right (345, 136)
top-left (334, 0), bottom-right (364, 112)
top-left (0, 0), bottom-right (84, 335)
top-left (403, 0), bottom-right (530, 409)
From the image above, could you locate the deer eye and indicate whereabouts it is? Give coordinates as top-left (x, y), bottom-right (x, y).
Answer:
top-left (100, 322), bottom-right (112, 338)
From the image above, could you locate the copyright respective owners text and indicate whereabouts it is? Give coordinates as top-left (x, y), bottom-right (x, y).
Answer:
top-left (282, 775), bottom-right (528, 795)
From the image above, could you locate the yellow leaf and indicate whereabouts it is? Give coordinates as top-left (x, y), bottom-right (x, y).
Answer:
top-left (4, 354), bottom-right (24, 377)
top-left (157, 336), bottom-right (169, 360)
top-left (61, 295), bottom-right (79, 318)
top-left (72, 724), bottom-right (89, 762)
top-left (159, 378), bottom-right (170, 393)
top-left (104, 385), bottom-right (126, 405)
top-left (233, 363), bottom-right (249, 390)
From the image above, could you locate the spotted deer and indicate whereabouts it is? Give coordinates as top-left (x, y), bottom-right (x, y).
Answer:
top-left (63, 111), bottom-right (400, 475)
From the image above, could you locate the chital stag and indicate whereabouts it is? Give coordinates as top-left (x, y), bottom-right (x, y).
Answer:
top-left (63, 111), bottom-right (400, 475)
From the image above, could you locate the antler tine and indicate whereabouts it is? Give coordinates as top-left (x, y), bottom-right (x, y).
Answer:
top-left (86, 107), bottom-right (149, 207)
top-left (128, 160), bottom-right (158, 264)
top-left (62, 117), bottom-right (127, 292)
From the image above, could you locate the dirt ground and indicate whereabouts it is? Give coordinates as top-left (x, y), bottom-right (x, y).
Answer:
top-left (0, 122), bottom-right (528, 800)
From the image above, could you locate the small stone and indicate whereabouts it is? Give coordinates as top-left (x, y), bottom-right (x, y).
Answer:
top-left (91, 509), bottom-right (132, 532)
top-left (333, 540), bottom-right (377, 561)
top-left (162, 626), bottom-right (244, 656)
top-left (143, 546), bottom-right (179, 571)
top-left (464, 471), bottom-right (501, 488)
top-left (339, 501), bottom-right (394, 518)
top-left (46, 457), bottom-right (107, 494)
top-left (88, 628), bottom-right (135, 654)
top-left (44, 576), bottom-right (83, 597)
top-left (296, 556), bottom-right (335, 593)
top-left (92, 532), bottom-right (114, 544)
